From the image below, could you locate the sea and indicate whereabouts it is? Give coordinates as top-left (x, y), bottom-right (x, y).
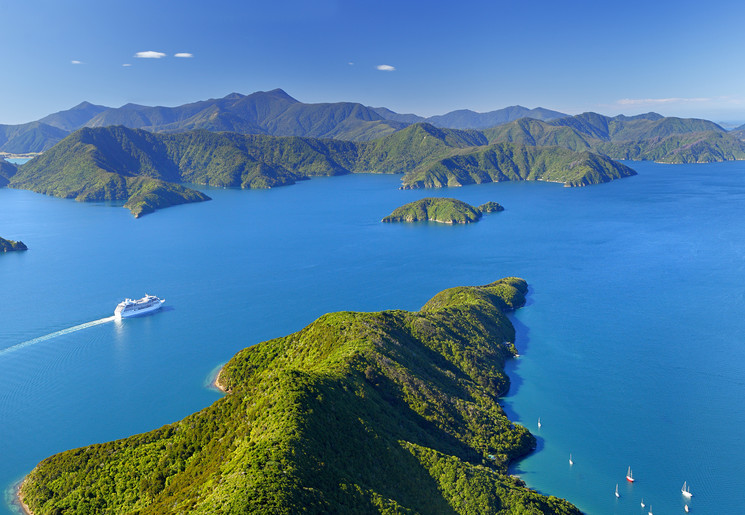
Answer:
top-left (1, 161), bottom-right (744, 514)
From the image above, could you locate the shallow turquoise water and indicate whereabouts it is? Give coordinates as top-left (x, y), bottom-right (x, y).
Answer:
top-left (1, 163), bottom-right (744, 513)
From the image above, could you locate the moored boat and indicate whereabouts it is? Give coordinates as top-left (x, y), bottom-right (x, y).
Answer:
top-left (626, 466), bottom-right (635, 482)
top-left (681, 481), bottom-right (693, 498)
top-left (114, 294), bottom-right (165, 318)
top-left (615, 483), bottom-right (620, 498)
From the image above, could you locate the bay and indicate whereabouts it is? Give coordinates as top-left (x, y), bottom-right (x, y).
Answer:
top-left (1, 162), bottom-right (744, 514)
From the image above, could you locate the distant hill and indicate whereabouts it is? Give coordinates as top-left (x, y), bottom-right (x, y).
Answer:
top-left (20, 278), bottom-right (580, 515)
top-left (370, 106), bottom-right (426, 124)
top-left (0, 122), bottom-right (68, 153)
top-left (483, 112), bottom-right (745, 163)
top-left (425, 106), bottom-right (566, 129)
top-left (10, 124), bottom-right (635, 216)
top-left (38, 101), bottom-right (108, 131)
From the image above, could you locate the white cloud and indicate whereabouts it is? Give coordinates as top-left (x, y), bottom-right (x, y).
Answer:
top-left (122, 63), bottom-right (132, 67)
top-left (348, 61), bottom-right (355, 66)
top-left (617, 97), bottom-right (710, 106)
top-left (71, 60), bottom-right (82, 65)
top-left (174, 52), bottom-right (193, 58)
top-left (135, 51), bottom-right (166, 59)
top-left (376, 64), bottom-right (395, 71)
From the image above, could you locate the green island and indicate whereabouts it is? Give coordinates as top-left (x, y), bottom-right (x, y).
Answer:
top-left (382, 197), bottom-right (503, 224)
top-left (0, 236), bottom-right (27, 252)
top-left (19, 278), bottom-right (579, 514)
top-left (7, 123), bottom-right (634, 217)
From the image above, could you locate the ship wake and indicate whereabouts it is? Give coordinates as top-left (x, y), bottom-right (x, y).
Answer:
top-left (1, 316), bottom-right (116, 357)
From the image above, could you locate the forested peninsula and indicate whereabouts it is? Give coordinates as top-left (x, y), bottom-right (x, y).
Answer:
top-left (19, 278), bottom-right (580, 514)
top-left (7, 123), bottom-right (634, 216)
top-left (382, 197), bottom-right (503, 224)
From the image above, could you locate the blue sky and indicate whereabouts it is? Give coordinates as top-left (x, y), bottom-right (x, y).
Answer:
top-left (2, 0), bottom-right (745, 124)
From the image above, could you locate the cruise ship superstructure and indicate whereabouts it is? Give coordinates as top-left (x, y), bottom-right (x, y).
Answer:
top-left (114, 294), bottom-right (165, 318)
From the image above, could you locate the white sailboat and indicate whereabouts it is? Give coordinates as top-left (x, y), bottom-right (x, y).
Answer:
top-left (569, 453), bottom-right (573, 466)
top-left (640, 498), bottom-right (645, 508)
top-left (537, 417), bottom-right (542, 428)
top-left (684, 505), bottom-right (690, 512)
top-left (648, 506), bottom-right (653, 515)
top-left (682, 481), bottom-right (693, 498)
top-left (615, 483), bottom-right (620, 498)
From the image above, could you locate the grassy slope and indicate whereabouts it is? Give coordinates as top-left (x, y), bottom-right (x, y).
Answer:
top-left (20, 278), bottom-right (579, 515)
top-left (382, 197), bottom-right (484, 224)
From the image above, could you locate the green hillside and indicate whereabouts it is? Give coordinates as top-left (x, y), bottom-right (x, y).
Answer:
top-left (483, 113), bottom-right (745, 163)
top-left (12, 125), bottom-right (634, 216)
top-left (11, 127), bottom-right (211, 217)
top-left (0, 122), bottom-right (69, 153)
top-left (382, 197), bottom-right (486, 224)
top-left (20, 278), bottom-right (580, 514)
top-left (401, 143), bottom-right (637, 188)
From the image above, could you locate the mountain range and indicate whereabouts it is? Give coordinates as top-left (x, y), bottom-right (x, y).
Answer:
top-left (0, 89), bottom-right (568, 153)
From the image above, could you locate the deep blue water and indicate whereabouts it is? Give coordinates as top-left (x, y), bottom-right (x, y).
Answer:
top-left (1, 163), bottom-right (744, 514)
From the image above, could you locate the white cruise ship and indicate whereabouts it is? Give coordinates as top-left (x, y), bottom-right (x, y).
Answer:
top-left (114, 294), bottom-right (165, 318)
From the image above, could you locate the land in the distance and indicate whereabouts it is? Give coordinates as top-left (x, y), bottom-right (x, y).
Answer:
top-left (5, 88), bottom-right (744, 217)
top-left (383, 197), bottom-right (503, 224)
top-left (19, 278), bottom-right (580, 514)
top-left (4, 123), bottom-right (634, 216)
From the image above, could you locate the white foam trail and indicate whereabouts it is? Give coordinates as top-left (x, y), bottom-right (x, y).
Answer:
top-left (1, 316), bottom-right (116, 356)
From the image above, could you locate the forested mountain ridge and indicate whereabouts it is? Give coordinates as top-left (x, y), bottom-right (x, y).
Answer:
top-left (10, 124), bottom-right (635, 216)
top-left (483, 112), bottom-right (745, 163)
top-left (20, 278), bottom-right (581, 514)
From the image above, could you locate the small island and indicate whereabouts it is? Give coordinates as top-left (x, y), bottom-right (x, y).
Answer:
top-left (382, 197), bottom-right (503, 224)
top-left (0, 236), bottom-right (27, 252)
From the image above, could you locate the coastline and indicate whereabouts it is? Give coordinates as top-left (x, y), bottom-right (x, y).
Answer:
top-left (213, 366), bottom-right (227, 393)
top-left (14, 478), bottom-right (33, 515)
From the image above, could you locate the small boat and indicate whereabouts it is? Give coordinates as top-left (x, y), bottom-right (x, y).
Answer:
top-left (684, 505), bottom-right (690, 513)
top-left (538, 417), bottom-right (542, 428)
top-left (615, 483), bottom-right (620, 498)
top-left (641, 498), bottom-right (645, 508)
top-left (626, 466), bottom-right (635, 482)
top-left (681, 481), bottom-right (693, 498)
top-left (649, 506), bottom-right (653, 515)
top-left (569, 453), bottom-right (573, 466)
